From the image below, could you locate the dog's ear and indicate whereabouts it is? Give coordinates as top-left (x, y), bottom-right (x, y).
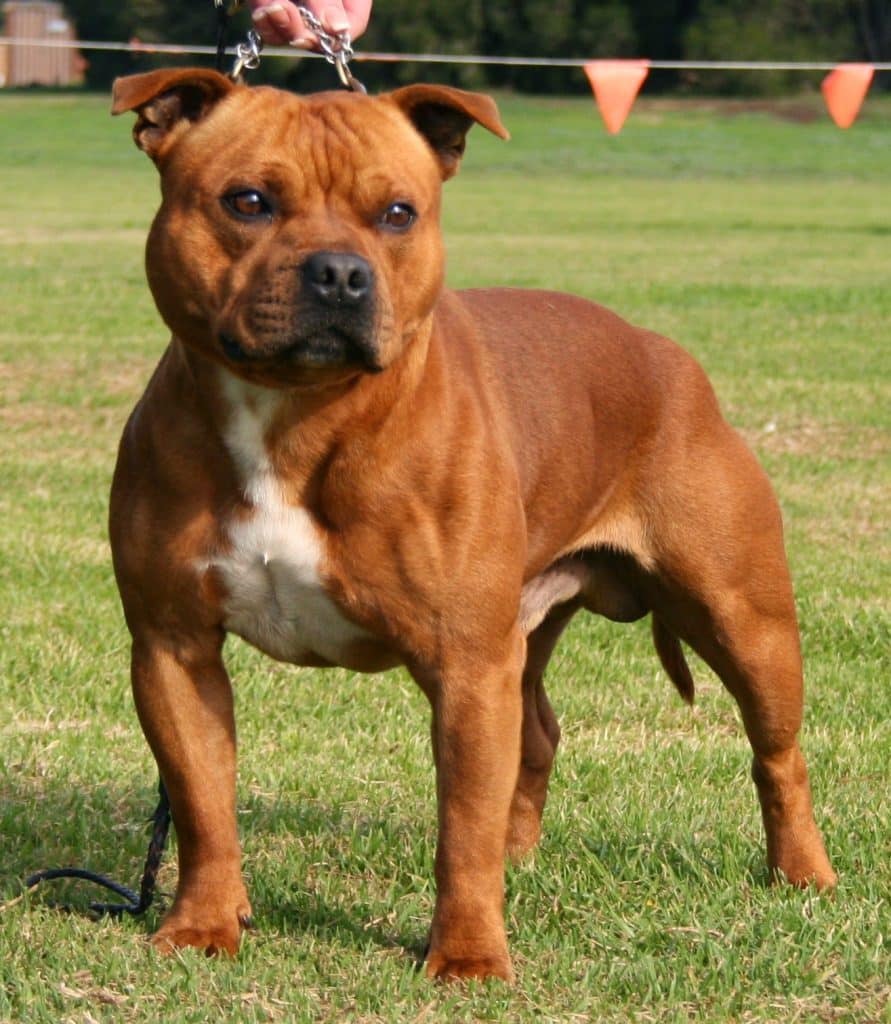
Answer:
top-left (388, 84), bottom-right (509, 180)
top-left (111, 68), bottom-right (236, 165)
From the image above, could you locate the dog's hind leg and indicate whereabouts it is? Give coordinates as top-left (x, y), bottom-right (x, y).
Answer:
top-left (652, 440), bottom-right (836, 890)
top-left (664, 593), bottom-right (835, 889)
top-left (506, 603), bottom-right (576, 860)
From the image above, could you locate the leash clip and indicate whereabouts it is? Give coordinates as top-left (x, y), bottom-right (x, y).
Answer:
top-left (231, 28), bottom-right (264, 80)
top-left (296, 5), bottom-right (367, 93)
top-left (214, 0), bottom-right (263, 81)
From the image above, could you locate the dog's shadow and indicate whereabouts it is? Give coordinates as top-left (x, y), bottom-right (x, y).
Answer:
top-left (580, 832), bottom-right (771, 890)
top-left (260, 891), bottom-right (428, 968)
top-left (2, 776), bottom-right (429, 964)
top-left (4, 775), bottom-right (768, 964)
top-left (239, 794), bottom-right (431, 965)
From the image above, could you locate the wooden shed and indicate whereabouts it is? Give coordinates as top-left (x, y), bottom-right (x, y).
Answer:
top-left (2, 2), bottom-right (83, 86)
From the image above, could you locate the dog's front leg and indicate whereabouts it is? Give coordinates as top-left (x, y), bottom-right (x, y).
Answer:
top-left (130, 632), bottom-right (251, 955)
top-left (419, 630), bottom-right (525, 983)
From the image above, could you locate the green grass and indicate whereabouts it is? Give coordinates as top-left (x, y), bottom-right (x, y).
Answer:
top-left (1, 90), bottom-right (889, 1022)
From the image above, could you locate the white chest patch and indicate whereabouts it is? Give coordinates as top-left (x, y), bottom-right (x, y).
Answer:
top-left (205, 373), bottom-right (370, 665)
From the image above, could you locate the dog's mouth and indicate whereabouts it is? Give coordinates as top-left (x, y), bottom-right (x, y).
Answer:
top-left (293, 329), bottom-right (383, 372)
top-left (218, 328), bottom-right (382, 375)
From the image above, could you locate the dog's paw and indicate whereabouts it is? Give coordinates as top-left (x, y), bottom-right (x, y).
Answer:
top-left (505, 788), bottom-right (546, 862)
top-left (150, 906), bottom-right (252, 957)
top-left (425, 950), bottom-right (514, 983)
top-left (768, 825), bottom-right (838, 893)
top-left (505, 814), bottom-right (542, 863)
top-left (773, 862), bottom-right (838, 893)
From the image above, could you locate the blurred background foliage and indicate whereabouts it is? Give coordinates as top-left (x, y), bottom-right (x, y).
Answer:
top-left (30, 0), bottom-right (891, 92)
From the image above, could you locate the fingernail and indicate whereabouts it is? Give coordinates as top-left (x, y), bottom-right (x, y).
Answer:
top-left (321, 4), bottom-right (349, 32)
top-left (289, 37), bottom-right (313, 49)
top-left (252, 2), bottom-right (285, 18)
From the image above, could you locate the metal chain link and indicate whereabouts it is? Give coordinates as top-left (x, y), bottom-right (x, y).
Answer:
top-left (215, 2), bottom-right (365, 90)
top-left (214, 0), bottom-right (263, 81)
top-left (231, 28), bottom-right (264, 79)
top-left (295, 5), bottom-right (366, 92)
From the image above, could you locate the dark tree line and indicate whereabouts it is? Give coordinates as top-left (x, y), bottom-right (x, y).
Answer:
top-left (48, 0), bottom-right (891, 92)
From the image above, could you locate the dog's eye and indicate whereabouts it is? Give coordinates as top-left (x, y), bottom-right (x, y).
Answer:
top-left (379, 202), bottom-right (417, 231)
top-left (222, 189), bottom-right (273, 221)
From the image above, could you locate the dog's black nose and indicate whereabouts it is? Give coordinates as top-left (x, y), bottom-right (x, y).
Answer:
top-left (302, 251), bottom-right (373, 308)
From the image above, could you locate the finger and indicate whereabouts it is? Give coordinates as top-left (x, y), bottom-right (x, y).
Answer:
top-left (251, 3), bottom-right (306, 46)
top-left (342, 0), bottom-right (371, 39)
top-left (317, 2), bottom-right (350, 34)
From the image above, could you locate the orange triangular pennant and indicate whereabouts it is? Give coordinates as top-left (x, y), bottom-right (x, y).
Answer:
top-left (821, 63), bottom-right (874, 129)
top-left (584, 60), bottom-right (650, 134)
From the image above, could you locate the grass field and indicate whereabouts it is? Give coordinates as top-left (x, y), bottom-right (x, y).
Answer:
top-left (1, 87), bottom-right (889, 1023)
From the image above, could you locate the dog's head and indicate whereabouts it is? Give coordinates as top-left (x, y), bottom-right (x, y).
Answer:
top-left (112, 69), bottom-right (507, 389)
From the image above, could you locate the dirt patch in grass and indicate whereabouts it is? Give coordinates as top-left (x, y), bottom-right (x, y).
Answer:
top-left (785, 478), bottom-right (888, 545)
top-left (742, 418), bottom-right (889, 460)
top-left (0, 227), bottom-right (146, 246)
top-left (0, 355), bottom-right (153, 453)
top-left (1, 354), bottom-right (153, 399)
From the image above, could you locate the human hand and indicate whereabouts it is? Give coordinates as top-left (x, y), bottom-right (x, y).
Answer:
top-left (248, 1), bottom-right (372, 49)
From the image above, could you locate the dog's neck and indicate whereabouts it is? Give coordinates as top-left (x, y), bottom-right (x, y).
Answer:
top-left (167, 313), bottom-right (438, 494)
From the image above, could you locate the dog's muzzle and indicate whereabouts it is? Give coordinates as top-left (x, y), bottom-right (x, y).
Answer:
top-left (219, 250), bottom-right (381, 374)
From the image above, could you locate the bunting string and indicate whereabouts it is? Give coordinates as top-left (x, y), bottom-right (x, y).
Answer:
top-left (1, 36), bottom-right (883, 133)
top-left (3, 36), bottom-right (891, 72)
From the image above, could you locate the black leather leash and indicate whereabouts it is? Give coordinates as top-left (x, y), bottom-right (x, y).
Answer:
top-left (24, 0), bottom-right (365, 925)
top-left (23, 0), bottom-right (231, 927)
top-left (25, 779), bottom-right (171, 918)
top-left (215, 0), bottom-right (230, 71)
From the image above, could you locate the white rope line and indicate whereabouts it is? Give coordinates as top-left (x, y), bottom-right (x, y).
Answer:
top-left (3, 36), bottom-right (890, 72)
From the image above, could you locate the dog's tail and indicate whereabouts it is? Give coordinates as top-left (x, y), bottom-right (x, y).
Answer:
top-left (652, 616), bottom-right (695, 705)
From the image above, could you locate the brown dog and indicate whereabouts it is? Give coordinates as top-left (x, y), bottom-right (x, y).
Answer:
top-left (109, 68), bottom-right (835, 982)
